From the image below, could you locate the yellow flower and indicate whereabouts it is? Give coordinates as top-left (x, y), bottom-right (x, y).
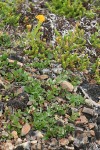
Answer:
top-left (35, 15), bottom-right (45, 23)
top-left (26, 24), bottom-right (32, 31)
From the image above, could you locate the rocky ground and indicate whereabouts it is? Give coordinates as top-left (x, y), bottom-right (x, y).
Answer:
top-left (0, 0), bottom-right (100, 150)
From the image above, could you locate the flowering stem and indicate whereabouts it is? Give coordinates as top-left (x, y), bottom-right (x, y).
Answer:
top-left (32, 21), bottom-right (42, 39)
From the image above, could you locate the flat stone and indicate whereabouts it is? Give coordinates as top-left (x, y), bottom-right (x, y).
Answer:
top-left (21, 123), bottom-right (31, 136)
top-left (38, 74), bottom-right (49, 80)
top-left (60, 81), bottom-right (74, 92)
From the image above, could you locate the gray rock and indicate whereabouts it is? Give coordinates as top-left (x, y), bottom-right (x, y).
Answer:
top-left (42, 69), bottom-right (51, 74)
top-left (82, 107), bottom-right (96, 116)
top-left (52, 67), bottom-right (62, 74)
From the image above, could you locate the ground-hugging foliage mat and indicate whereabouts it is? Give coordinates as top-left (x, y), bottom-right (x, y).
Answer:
top-left (0, 0), bottom-right (100, 149)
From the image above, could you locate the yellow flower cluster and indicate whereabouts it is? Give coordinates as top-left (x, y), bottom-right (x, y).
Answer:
top-left (35, 15), bottom-right (45, 23)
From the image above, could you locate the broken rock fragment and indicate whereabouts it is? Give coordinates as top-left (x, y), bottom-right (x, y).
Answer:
top-left (75, 115), bottom-right (88, 125)
top-left (82, 107), bottom-right (96, 116)
top-left (21, 123), bottom-right (31, 136)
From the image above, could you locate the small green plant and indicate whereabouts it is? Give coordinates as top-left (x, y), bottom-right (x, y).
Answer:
top-left (24, 78), bottom-right (45, 105)
top-left (89, 29), bottom-right (100, 84)
top-left (5, 109), bottom-right (23, 134)
top-left (25, 18), bottom-right (90, 71)
top-left (8, 112), bottom-right (22, 133)
top-left (45, 79), bottom-right (60, 101)
top-left (46, 0), bottom-right (95, 19)
top-left (45, 125), bottom-right (74, 139)
top-left (54, 70), bottom-right (81, 86)
top-left (92, 58), bottom-right (100, 84)
top-left (90, 31), bottom-right (100, 49)
top-left (69, 111), bottom-right (79, 122)
top-left (65, 92), bottom-right (85, 106)
top-left (0, 1), bottom-right (21, 28)
top-left (0, 53), bottom-right (18, 72)
top-left (5, 68), bottom-right (29, 82)
top-left (54, 25), bottom-right (90, 70)
top-left (0, 32), bottom-right (11, 48)
top-left (0, 55), bottom-right (28, 82)
top-left (5, 108), bottom-right (31, 136)
top-left (33, 105), bottom-right (74, 138)
top-left (26, 59), bottom-right (51, 69)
